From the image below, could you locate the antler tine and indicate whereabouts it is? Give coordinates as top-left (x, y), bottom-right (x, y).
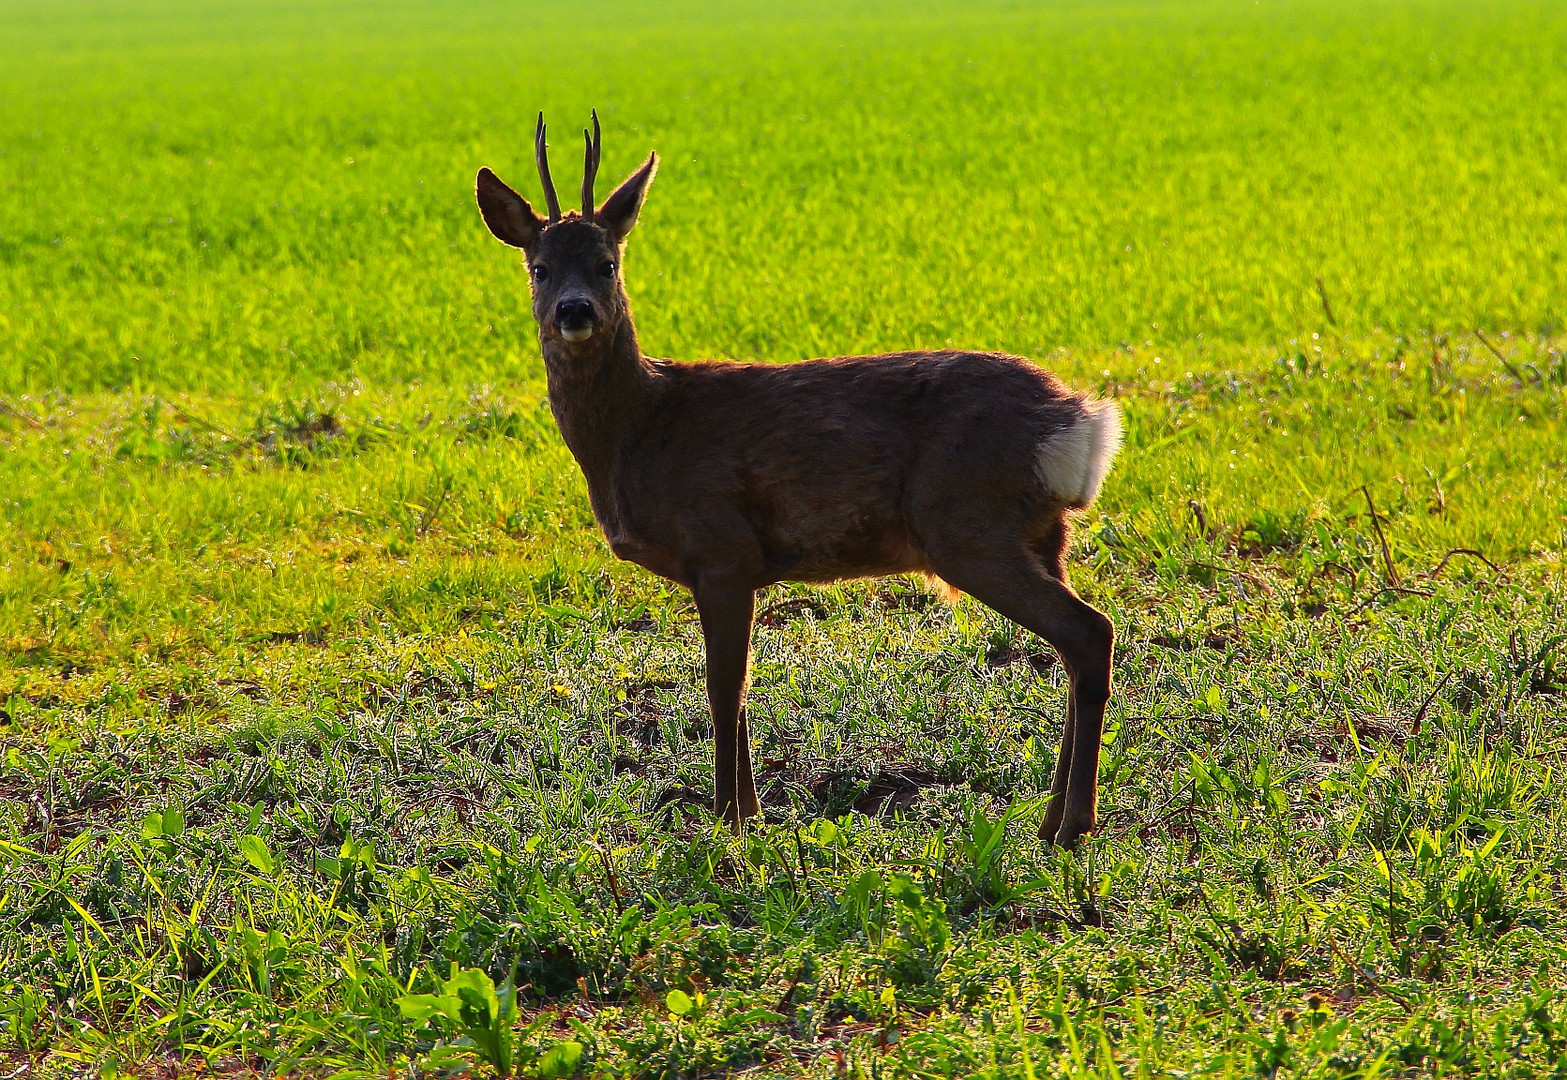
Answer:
top-left (534, 112), bottom-right (562, 222)
top-left (581, 108), bottom-right (602, 218)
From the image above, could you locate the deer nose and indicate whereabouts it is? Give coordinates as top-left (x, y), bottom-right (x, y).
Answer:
top-left (556, 299), bottom-right (595, 326)
top-left (555, 299), bottom-right (596, 342)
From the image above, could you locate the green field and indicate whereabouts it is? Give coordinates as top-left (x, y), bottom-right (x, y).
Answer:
top-left (3, 0), bottom-right (1567, 1075)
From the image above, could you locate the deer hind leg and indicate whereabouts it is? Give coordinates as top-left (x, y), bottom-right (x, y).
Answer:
top-left (925, 538), bottom-right (1113, 849)
top-left (1028, 518), bottom-right (1077, 840)
top-left (694, 580), bottom-right (758, 829)
top-left (1039, 695), bottom-right (1076, 840)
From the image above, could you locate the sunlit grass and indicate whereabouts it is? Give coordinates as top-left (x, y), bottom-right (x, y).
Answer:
top-left (4, 0), bottom-right (1567, 393)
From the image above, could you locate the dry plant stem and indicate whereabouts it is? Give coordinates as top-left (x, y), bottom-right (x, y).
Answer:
top-left (1361, 485), bottom-right (1399, 586)
top-left (0, 399), bottom-right (43, 428)
top-left (1187, 499), bottom-right (1209, 538)
top-left (1327, 939), bottom-right (1416, 1012)
top-left (1315, 276), bottom-right (1338, 328)
top-left (758, 597), bottom-right (824, 622)
top-left (1190, 562), bottom-right (1272, 593)
top-left (163, 399), bottom-right (237, 441)
top-left (1426, 547), bottom-right (1504, 579)
top-left (597, 845), bottom-right (624, 918)
top-left (1349, 585), bottom-right (1434, 617)
top-left (1474, 328), bottom-right (1528, 384)
top-left (1411, 671), bottom-right (1455, 738)
top-left (415, 480), bottom-right (452, 537)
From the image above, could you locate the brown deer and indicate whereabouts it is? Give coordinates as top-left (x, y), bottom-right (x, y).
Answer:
top-left (475, 114), bottom-right (1122, 848)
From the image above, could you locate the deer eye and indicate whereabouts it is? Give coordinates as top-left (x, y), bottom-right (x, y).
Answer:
top-left (598, 260), bottom-right (617, 279)
top-left (530, 264), bottom-right (549, 283)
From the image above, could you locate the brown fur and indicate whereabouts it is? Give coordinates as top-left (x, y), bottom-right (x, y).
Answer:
top-left (475, 120), bottom-right (1117, 847)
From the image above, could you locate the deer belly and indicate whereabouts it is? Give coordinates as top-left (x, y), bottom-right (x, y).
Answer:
top-left (769, 523), bottom-right (928, 584)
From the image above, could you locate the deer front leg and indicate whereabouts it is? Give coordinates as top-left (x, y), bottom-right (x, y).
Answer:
top-left (694, 580), bottom-right (757, 829)
top-left (736, 708), bottom-right (761, 820)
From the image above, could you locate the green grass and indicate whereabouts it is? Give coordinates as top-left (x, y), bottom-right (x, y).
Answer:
top-left (3, 0), bottom-right (1567, 1076)
top-left (5, 0), bottom-right (1567, 393)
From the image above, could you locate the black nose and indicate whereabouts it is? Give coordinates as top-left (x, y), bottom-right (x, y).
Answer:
top-left (556, 299), bottom-right (594, 326)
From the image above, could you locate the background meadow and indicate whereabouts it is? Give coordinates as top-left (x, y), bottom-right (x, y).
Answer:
top-left (3, 0), bottom-right (1567, 1076)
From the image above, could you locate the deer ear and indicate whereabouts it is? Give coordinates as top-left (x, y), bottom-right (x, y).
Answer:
top-left (476, 168), bottom-right (543, 249)
top-left (596, 153), bottom-right (657, 242)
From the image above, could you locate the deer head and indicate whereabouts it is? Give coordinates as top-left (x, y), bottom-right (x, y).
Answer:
top-left (476, 112), bottom-right (658, 350)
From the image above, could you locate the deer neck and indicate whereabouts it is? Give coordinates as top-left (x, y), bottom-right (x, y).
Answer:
top-left (541, 316), bottom-right (651, 483)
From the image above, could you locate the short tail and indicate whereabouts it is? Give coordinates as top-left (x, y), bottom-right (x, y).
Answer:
top-left (1035, 398), bottom-right (1123, 509)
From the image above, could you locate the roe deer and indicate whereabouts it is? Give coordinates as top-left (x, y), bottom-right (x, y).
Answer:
top-left (475, 114), bottom-right (1122, 847)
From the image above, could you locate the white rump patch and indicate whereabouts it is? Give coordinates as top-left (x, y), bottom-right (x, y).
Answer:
top-left (1035, 399), bottom-right (1123, 508)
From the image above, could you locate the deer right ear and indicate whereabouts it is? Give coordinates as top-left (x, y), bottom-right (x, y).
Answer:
top-left (596, 153), bottom-right (658, 242)
top-left (476, 168), bottom-right (543, 249)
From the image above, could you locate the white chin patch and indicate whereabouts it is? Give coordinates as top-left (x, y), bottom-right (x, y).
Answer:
top-left (561, 326), bottom-right (593, 343)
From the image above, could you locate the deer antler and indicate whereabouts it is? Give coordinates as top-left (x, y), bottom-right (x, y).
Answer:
top-left (581, 109), bottom-right (601, 218)
top-left (534, 112), bottom-right (562, 222)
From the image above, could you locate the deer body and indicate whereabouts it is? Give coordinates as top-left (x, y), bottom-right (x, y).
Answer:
top-left (478, 115), bottom-right (1120, 847)
top-left (555, 346), bottom-right (1114, 591)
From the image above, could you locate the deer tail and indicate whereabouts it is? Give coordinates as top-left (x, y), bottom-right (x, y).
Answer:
top-left (1035, 398), bottom-right (1123, 509)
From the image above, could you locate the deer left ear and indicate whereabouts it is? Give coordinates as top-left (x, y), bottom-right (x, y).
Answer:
top-left (597, 153), bottom-right (658, 242)
top-left (476, 168), bottom-right (544, 249)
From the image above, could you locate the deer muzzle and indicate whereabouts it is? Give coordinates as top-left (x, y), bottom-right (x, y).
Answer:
top-left (555, 298), bottom-right (597, 342)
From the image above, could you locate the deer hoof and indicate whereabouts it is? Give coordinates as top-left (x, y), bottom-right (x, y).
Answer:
top-left (714, 798), bottom-right (748, 832)
top-left (1052, 821), bottom-right (1094, 850)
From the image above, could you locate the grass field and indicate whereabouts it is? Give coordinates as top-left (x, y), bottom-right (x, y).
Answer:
top-left (4, 0), bottom-right (1567, 1075)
